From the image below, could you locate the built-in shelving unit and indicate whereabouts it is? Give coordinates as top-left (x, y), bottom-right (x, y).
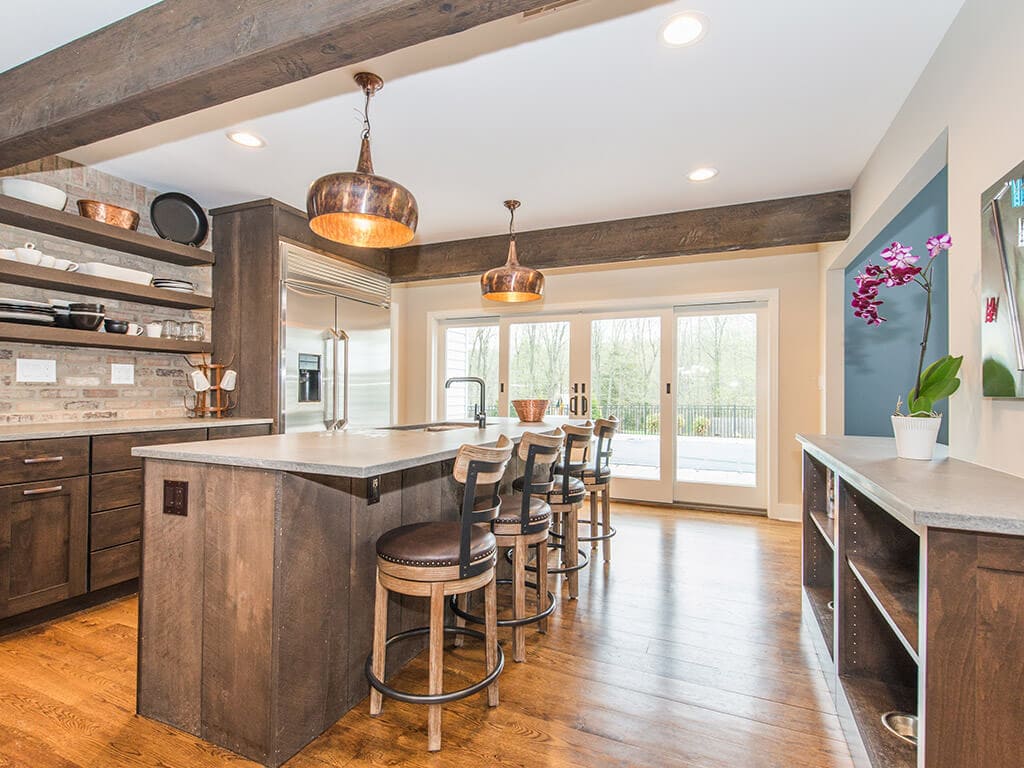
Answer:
top-left (0, 194), bottom-right (212, 266)
top-left (0, 261), bottom-right (213, 310)
top-left (847, 554), bottom-right (918, 659)
top-left (0, 322), bottom-right (211, 354)
top-left (840, 675), bottom-right (918, 768)
top-left (808, 506), bottom-right (835, 550)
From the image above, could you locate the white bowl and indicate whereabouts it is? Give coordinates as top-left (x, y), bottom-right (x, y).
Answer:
top-left (77, 262), bottom-right (154, 285)
top-left (0, 179), bottom-right (68, 211)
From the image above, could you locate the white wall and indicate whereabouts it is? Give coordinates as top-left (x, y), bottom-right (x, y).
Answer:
top-left (822, 0), bottom-right (1024, 475)
top-left (393, 246), bottom-right (822, 519)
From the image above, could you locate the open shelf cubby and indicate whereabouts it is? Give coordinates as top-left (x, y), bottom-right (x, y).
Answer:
top-left (802, 452), bottom-right (835, 658)
top-left (0, 322), bottom-right (212, 354)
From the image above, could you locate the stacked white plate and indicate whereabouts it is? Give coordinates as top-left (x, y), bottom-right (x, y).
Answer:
top-left (152, 278), bottom-right (197, 294)
top-left (0, 297), bottom-right (57, 325)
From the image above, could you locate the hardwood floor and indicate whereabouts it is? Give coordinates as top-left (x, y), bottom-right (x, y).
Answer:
top-left (0, 504), bottom-right (852, 768)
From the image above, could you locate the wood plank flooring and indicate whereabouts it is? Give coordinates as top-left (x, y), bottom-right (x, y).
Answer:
top-left (0, 504), bottom-right (852, 768)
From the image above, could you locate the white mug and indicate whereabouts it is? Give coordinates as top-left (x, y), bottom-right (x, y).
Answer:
top-left (50, 258), bottom-right (76, 271)
top-left (37, 254), bottom-right (56, 268)
top-left (145, 321), bottom-right (163, 338)
top-left (14, 243), bottom-right (40, 265)
top-left (220, 369), bottom-right (238, 392)
top-left (126, 323), bottom-right (144, 336)
top-left (189, 370), bottom-right (211, 392)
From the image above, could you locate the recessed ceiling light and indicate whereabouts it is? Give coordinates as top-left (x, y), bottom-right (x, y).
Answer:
top-left (661, 12), bottom-right (709, 47)
top-left (688, 167), bottom-right (718, 182)
top-left (226, 130), bottom-right (266, 148)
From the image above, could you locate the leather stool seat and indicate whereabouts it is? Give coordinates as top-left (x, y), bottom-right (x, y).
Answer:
top-left (376, 521), bottom-right (496, 570)
top-left (487, 494), bottom-right (551, 527)
top-left (555, 465), bottom-right (610, 482)
top-left (513, 474), bottom-right (585, 502)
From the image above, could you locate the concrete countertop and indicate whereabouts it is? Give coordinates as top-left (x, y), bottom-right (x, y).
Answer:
top-left (133, 417), bottom-right (581, 479)
top-left (0, 416), bottom-right (274, 442)
top-left (797, 434), bottom-right (1024, 535)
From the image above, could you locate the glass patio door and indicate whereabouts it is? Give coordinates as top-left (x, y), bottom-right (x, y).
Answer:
top-left (672, 304), bottom-right (768, 510)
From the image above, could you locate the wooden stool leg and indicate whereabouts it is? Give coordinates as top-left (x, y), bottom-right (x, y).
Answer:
top-left (566, 504), bottom-right (579, 599)
top-left (602, 484), bottom-right (612, 563)
top-left (589, 488), bottom-right (599, 549)
top-left (427, 581), bottom-right (445, 752)
top-left (484, 575), bottom-right (499, 707)
top-left (537, 541), bottom-right (549, 634)
top-left (453, 591), bottom-right (468, 648)
top-left (369, 572), bottom-right (388, 716)
top-left (512, 537), bottom-right (527, 663)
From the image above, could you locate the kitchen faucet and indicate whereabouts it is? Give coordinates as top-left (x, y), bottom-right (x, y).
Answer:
top-left (445, 377), bottom-right (488, 428)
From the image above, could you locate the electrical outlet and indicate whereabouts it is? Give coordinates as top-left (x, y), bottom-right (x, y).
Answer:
top-left (163, 480), bottom-right (188, 516)
top-left (367, 475), bottom-right (381, 505)
top-left (111, 363), bottom-right (135, 385)
top-left (16, 358), bottom-right (56, 383)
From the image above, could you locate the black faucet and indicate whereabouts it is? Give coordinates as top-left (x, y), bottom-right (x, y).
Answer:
top-left (445, 376), bottom-right (487, 428)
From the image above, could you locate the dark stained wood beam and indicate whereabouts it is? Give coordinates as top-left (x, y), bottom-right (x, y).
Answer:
top-left (0, 1), bottom-right (552, 168)
top-left (389, 191), bottom-right (851, 282)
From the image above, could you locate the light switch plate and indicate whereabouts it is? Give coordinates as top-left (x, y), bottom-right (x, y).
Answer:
top-left (111, 363), bottom-right (135, 385)
top-left (16, 358), bottom-right (56, 383)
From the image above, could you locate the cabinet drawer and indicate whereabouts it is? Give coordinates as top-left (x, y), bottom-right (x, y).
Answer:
top-left (91, 469), bottom-right (142, 512)
top-left (90, 541), bottom-right (140, 591)
top-left (90, 505), bottom-right (141, 552)
top-left (207, 423), bottom-right (273, 440)
top-left (0, 437), bottom-right (90, 485)
top-left (91, 428), bottom-right (206, 474)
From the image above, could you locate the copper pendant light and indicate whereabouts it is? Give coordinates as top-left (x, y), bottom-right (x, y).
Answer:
top-left (481, 200), bottom-right (545, 303)
top-left (307, 72), bottom-right (418, 249)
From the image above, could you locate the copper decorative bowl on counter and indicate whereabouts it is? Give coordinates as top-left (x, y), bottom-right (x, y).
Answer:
top-left (512, 399), bottom-right (549, 423)
top-left (77, 199), bottom-right (140, 230)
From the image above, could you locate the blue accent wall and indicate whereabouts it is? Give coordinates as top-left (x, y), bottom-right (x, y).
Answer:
top-left (845, 167), bottom-right (949, 443)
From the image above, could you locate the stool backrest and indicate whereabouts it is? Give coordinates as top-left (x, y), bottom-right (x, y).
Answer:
top-left (592, 416), bottom-right (618, 477)
top-left (454, 435), bottom-right (513, 578)
top-left (559, 422), bottom-right (593, 498)
top-left (515, 430), bottom-right (563, 531)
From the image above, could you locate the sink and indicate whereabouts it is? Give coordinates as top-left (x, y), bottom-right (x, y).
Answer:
top-left (386, 421), bottom-right (484, 432)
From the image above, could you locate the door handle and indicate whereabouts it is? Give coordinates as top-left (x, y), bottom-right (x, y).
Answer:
top-left (581, 395), bottom-right (589, 415)
top-left (23, 456), bottom-right (63, 464)
top-left (337, 329), bottom-right (350, 429)
top-left (569, 395), bottom-right (579, 416)
top-left (23, 485), bottom-right (63, 496)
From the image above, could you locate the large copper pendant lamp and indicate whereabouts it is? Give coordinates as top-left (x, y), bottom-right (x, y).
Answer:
top-left (481, 200), bottom-right (545, 303)
top-left (307, 72), bottom-right (418, 248)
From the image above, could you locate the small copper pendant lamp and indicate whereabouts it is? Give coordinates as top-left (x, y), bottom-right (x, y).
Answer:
top-left (481, 200), bottom-right (545, 303)
top-left (307, 72), bottom-right (418, 248)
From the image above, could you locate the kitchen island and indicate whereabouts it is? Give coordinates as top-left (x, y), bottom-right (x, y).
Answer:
top-left (132, 418), bottom-right (575, 767)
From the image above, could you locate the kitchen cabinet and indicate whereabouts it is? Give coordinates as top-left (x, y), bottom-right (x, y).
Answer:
top-left (0, 476), bottom-right (88, 619)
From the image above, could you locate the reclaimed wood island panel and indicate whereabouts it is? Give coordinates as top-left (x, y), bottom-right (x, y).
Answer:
top-left (133, 419), bottom-right (568, 767)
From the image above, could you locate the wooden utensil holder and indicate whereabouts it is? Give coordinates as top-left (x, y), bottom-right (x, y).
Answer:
top-left (184, 355), bottom-right (237, 418)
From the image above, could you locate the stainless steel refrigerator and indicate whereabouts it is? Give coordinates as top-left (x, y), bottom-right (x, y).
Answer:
top-left (279, 244), bottom-right (392, 432)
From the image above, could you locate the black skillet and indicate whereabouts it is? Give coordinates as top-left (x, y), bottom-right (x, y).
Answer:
top-left (150, 192), bottom-right (209, 247)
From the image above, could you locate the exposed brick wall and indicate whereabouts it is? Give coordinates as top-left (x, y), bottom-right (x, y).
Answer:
top-left (0, 159), bottom-right (214, 424)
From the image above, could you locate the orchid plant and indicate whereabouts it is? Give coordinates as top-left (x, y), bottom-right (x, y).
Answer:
top-left (851, 233), bottom-right (963, 417)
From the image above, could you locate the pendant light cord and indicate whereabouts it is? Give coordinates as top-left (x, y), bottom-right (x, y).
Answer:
top-left (361, 88), bottom-right (373, 140)
top-left (509, 205), bottom-right (517, 241)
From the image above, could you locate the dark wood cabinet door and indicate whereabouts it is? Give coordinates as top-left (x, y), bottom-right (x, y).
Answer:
top-left (207, 424), bottom-right (272, 440)
top-left (91, 428), bottom-right (206, 474)
top-left (0, 476), bottom-right (88, 618)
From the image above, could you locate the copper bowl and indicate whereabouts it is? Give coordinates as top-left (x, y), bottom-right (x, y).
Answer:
top-left (77, 199), bottom-right (140, 230)
top-left (512, 399), bottom-right (549, 423)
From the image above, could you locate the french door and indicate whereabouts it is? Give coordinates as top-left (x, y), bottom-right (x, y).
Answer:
top-left (438, 302), bottom-right (769, 509)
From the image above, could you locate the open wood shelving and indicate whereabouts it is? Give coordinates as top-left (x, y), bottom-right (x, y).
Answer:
top-left (0, 322), bottom-right (211, 354)
top-left (847, 554), bottom-right (919, 659)
top-left (0, 261), bottom-right (213, 310)
top-left (840, 675), bottom-right (918, 768)
top-left (808, 507), bottom-right (835, 550)
top-left (0, 195), bottom-right (212, 266)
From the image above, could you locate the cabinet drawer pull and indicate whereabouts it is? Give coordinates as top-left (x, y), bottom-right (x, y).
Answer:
top-left (23, 485), bottom-right (63, 496)
top-left (23, 456), bottom-right (64, 464)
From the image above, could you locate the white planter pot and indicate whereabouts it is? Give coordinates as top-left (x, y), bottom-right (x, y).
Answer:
top-left (891, 414), bottom-right (942, 460)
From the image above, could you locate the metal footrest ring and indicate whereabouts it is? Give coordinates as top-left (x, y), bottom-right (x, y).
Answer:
top-left (577, 519), bottom-right (618, 543)
top-left (448, 578), bottom-right (555, 628)
top-left (364, 626), bottom-right (504, 706)
top-left (506, 543), bottom-right (591, 575)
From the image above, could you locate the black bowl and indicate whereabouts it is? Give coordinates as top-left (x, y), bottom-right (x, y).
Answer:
top-left (53, 308), bottom-right (72, 328)
top-left (104, 318), bottom-right (129, 334)
top-left (69, 302), bottom-right (104, 313)
top-left (70, 312), bottom-right (104, 331)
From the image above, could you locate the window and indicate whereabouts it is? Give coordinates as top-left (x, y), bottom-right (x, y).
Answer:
top-left (442, 322), bottom-right (499, 419)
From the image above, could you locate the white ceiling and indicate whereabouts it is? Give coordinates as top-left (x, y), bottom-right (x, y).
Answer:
top-left (6, 0), bottom-right (965, 245)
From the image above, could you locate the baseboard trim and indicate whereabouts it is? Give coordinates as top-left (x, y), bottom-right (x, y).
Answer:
top-left (769, 502), bottom-right (801, 522)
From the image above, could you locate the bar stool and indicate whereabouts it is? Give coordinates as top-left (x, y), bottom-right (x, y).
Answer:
top-left (577, 417), bottom-right (618, 562)
top-left (515, 423), bottom-right (592, 599)
top-left (451, 429), bottom-right (563, 663)
top-left (366, 436), bottom-right (513, 752)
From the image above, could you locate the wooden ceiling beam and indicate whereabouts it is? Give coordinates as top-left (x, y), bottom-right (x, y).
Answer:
top-left (389, 190), bottom-right (851, 282)
top-left (0, 0), bottom-right (552, 168)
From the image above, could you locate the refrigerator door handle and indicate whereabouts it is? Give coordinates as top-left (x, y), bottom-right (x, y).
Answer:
top-left (323, 328), bottom-right (341, 430)
top-left (337, 329), bottom-right (350, 429)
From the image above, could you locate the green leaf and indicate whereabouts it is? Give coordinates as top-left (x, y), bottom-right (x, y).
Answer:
top-left (983, 358), bottom-right (1017, 397)
top-left (919, 377), bottom-right (961, 402)
top-left (920, 355), bottom-right (963, 388)
top-left (909, 396), bottom-right (934, 415)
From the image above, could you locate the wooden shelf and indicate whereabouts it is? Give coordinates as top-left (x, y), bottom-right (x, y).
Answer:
top-left (808, 507), bottom-right (835, 550)
top-left (0, 261), bottom-right (213, 310)
top-left (847, 554), bottom-right (919, 659)
top-left (0, 195), bottom-right (212, 267)
top-left (840, 674), bottom-right (917, 768)
top-left (0, 322), bottom-right (211, 354)
top-left (804, 583), bottom-right (834, 659)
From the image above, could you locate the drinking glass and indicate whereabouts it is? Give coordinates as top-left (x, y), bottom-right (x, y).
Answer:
top-left (161, 320), bottom-right (181, 339)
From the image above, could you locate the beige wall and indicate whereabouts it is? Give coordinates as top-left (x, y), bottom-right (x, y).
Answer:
top-left (822, 0), bottom-right (1024, 476)
top-left (393, 246), bottom-right (822, 518)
